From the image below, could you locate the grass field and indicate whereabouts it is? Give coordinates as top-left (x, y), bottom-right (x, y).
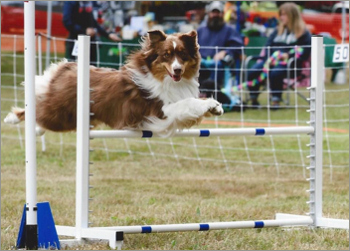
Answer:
top-left (1, 50), bottom-right (349, 250)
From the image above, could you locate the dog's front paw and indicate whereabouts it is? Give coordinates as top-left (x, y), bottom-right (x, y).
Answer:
top-left (206, 99), bottom-right (224, 116)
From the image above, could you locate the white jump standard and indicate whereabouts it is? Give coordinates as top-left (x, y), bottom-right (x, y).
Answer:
top-left (23, 2), bottom-right (38, 249)
top-left (55, 36), bottom-right (349, 250)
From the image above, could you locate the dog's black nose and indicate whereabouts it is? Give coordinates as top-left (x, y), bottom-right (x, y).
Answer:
top-left (174, 69), bottom-right (182, 76)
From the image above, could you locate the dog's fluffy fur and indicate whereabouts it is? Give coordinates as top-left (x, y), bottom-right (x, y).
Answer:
top-left (4, 30), bottom-right (223, 137)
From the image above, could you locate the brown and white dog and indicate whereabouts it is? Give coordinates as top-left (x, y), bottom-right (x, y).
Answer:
top-left (4, 30), bottom-right (223, 137)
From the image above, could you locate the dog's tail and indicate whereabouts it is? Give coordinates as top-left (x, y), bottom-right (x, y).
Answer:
top-left (4, 107), bottom-right (25, 124)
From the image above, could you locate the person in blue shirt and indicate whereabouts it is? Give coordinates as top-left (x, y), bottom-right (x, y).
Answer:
top-left (63, 1), bottom-right (121, 65)
top-left (246, 2), bottom-right (311, 109)
top-left (197, 1), bottom-right (243, 109)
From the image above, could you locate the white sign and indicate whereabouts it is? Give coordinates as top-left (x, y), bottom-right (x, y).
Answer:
top-left (71, 40), bottom-right (79, 56)
top-left (332, 44), bottom-right (349, 63)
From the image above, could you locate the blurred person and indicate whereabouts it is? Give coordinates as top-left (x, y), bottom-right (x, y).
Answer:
top-left (246, 2), bottom-right (311, 109)
top-left (63, 1), bottom-right (121, 65)
top-left (197, 1), bottom-right (243, 109)
top-left (223, 2), bottom-right (237, 26)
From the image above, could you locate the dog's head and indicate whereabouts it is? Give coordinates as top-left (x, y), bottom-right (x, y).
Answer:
top-left (141, 30), bottom-right (200, 82)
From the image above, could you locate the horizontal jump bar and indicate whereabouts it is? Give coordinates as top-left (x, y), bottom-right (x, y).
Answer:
top-left (92, 218), bottom-right (313, 234)
top-left (90, 126), bottom-right (314, 139)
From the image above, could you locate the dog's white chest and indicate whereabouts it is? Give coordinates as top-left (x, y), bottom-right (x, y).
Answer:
top-left (131, 71), bottom-right (200, 104)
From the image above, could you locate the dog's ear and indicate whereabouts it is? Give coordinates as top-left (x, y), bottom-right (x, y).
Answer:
top-left (148, 30), bottom-right (167, 44)
top-left (180, 30), bottom-right (199, 51)
top-left (180, 30), bottom-right (200, 58)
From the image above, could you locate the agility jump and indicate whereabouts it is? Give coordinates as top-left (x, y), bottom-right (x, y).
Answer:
top-left (54, 36), bottom-right (348, 250)
top-left (19, 4), bottom-right (348, 249)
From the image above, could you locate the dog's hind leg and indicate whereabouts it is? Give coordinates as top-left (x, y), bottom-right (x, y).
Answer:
top-left (4, 107), bottom-right (25, 124)
top-left (4, 107), bottom-right (46, 136)
top-left (35, 125), bottom-right (46, 136)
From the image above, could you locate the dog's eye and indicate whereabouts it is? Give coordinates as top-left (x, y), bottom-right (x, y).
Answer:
top-left (178, 51), bottom-right (188, 59)
top-left (164, 52), bottom-right (170, 59)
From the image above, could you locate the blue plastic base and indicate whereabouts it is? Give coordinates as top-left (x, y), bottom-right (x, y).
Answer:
top-left (17, 202), bottom-right (60, 249)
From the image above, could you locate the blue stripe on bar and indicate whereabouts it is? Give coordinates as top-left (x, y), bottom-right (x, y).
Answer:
top-left (199, 224), bottom-right (210, 231)
top-left (254, 221), bottom-right (264, 228)
top-left (200, 130), bottom-right (210, 137)
top-left (141, 226), bottom-right (152, 233)
top-left (142, 131), bottom-right (153, 138)
top-left (255, 128), bottom-right (265, 135)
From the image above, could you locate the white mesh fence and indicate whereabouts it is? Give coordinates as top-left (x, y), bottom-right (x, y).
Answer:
top-left (1, 34), bottom-right (349, 177)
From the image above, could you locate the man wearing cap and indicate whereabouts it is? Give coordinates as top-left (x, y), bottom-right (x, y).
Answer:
top-left (197, 1), bottom-right (243, 108)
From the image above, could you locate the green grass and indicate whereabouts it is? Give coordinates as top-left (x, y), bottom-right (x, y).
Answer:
top-left (1, 51), bottom-right (349, 250)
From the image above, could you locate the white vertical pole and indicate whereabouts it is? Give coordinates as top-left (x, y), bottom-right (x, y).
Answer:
top-left (24, 1), bottom-right (38, 249)
top-left (76, 35), bottom-right (91, 239)
top-left (341, 1), bottom-right (346, 44)
top-left (45, 1), bottom-right (52, 68)
top-left (37, 35), bottom-right (46, 152)
top-left (38, 35), bottom-right (42, 75)
top-left (311, 36), bottom-right (324, 226)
